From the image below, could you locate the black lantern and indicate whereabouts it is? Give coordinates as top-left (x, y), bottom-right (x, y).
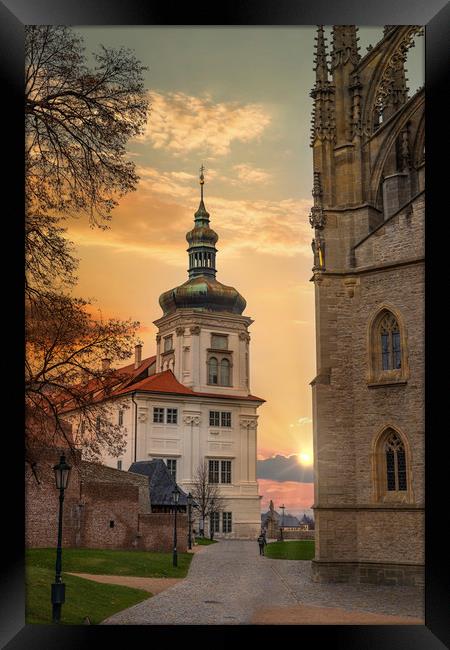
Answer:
top-left (51, 454), bottom-right (72, 623)
top-left (53, 454), bottom-right (71, 490)
top-left (172, 485), bottom-right (180, 567)
top-left (187, 492), bottom-right (193, 550)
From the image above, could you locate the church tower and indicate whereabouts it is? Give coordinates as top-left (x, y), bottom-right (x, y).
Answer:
top-left (310, 26), bottom-right (425, 586)
top-left (155, 168), bottom-right (252, 397)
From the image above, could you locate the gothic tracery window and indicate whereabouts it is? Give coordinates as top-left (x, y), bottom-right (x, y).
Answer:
top-left (380, 312), bottom-right (401, 370)
top-left (373, 427), bottom-right (412, 503)
top-left (369, 307), bottom-right (408, 385)
top-left (384, 430), bottom-right (407, 491)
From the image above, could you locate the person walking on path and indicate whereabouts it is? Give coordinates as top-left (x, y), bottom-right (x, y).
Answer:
top-left (257, 533), bottom-right (266, 556)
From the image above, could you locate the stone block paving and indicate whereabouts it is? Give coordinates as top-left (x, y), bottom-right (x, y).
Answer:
top-left (102, 541), bottom-right (424, 625)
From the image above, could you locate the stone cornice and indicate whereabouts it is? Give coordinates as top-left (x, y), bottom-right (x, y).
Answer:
top-left (311, 256), bottom-right (424, 281)
top-left (153, 310), bottom-right (253, 330)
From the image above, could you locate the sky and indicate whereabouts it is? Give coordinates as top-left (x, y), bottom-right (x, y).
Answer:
top-left (66, 26), bottom-right (424, 517)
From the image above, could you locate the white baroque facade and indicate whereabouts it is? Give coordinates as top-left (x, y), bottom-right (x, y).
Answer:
top-left (75, 171), bottom-right (265, 539)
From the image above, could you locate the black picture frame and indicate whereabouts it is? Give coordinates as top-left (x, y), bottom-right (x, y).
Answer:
top-left (1, 0), bottom-right (448, 647)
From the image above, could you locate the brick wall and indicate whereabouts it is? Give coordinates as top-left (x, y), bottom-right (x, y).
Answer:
top-left (137, 513), bottom-right (188, 553)
top-left (26, 447), bottom-right (181, 553)
top-left (25, 448), bottom-right (82, 549)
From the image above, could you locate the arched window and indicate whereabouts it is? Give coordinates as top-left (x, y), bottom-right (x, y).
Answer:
top-left (220, 359), bottom-right (230, 386)
top-left (380, 312), bottom-right (401, 370)
top-left (208, 357), bottom-right (218, 385)
top-left (368, 307), bottom-right (408, 385)
top-left (384, 430), bottom-right (407, 491)
top-left (373, 427), bottom-right (413, 503)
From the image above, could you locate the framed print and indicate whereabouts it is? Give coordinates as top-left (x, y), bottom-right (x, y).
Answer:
top-left (1, 0), bottom-right (448, 647)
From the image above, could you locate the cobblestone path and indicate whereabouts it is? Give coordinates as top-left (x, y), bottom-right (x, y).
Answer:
top-left (102, 541), bottom-right (424, 625)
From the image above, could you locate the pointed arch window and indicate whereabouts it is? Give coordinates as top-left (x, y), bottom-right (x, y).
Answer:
top-left (368, 307), bottom-right (409, 385)
top-left (373, 427), bottom-right (413, 503)
top-left (208, 357), bottom-right (218, 385)
top-left (384, 430), bottom-right (407, 491)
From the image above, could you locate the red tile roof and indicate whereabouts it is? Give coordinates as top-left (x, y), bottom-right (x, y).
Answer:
top-left (116, 369), bottom-right (265, 403)
top-left (60, 355), bottom-right (264, 409)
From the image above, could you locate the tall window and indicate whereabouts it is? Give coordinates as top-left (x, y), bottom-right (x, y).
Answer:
top-left (374, 427), bottom-right (412, 503)
top-left (380, 312), bottom-right (401, 370)
top-left (166, 459), bottom-right (177, 480)
top-left (153, 407), bottom-right (164, 423)
top-left (117, 460), bottom-right (123, 470)
top-left (209, 460), bottom-right (219, 483)
top-left (118, 410), bottom-right (124, 426)
top-left (384, 430), bottom-right (407, 491)
top-left (221, 460), bottom-right (232, 484)
top-left (210, 512), bottom-right (220, 533)
top-left (209, 459), bottom-right (232, 484)
top-left (220, 359), bottom-right (230, 386)
top-left (222, 512), bottom-right (232, 533)
top-left (164, 335), bottom-right (173, 352)
top-left (208, 357), bottom-right (218, 385)
top-left (369, 307), bottom-right (408, 385)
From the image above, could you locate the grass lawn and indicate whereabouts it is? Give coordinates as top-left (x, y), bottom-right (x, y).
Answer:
top-left (195, 537), bottom-right (218, 545)
top-left (26, 547), bottom-right (193, 578)
top-left (26, 565), bottom-right (150, 625)
top-left (265, 540), bottom-right (315, 560)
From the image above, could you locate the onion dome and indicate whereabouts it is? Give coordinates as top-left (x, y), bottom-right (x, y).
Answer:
top-left (159, 166), bottom-right (246, 316)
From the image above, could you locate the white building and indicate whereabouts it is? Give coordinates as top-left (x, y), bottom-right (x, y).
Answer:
top-left (73, 170), bottom-right (265, 539)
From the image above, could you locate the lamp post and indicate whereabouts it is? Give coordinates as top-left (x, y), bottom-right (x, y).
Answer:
top-left (279, 504), bottom-right (285, 542)
top-left (187, 492), bottom-right (193, 550)
top-left (51, 454), bottom-right (71, 624)
top-left (172, 485), bottom-right (180, 567)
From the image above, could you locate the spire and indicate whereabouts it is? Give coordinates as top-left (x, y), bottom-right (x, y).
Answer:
top-left (186, 166), bottom-right (219, 279)
top-left (310, 26), bottom-right (335, 145)
top-left (331, 26), bottom-right (360, 69)
top-left (314, 25), bottom-right (329, 86)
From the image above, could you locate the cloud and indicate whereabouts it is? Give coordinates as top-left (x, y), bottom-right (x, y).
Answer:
top-left (233, 163), bottom-right (270, 184)
top-left (257, 454), bottom-right (314, 483)
top-left (68, 165), bottom-right (313, 263)
top-left (258, 479), bottom-right (314, 513)
top-left (138, 91), bottom-right (271, 156)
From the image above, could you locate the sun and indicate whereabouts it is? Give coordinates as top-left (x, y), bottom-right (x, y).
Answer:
top-left (298, 451), bottom-right (312, 465)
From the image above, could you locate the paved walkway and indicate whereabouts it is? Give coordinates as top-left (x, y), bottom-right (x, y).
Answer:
top-left (102, 541), bottom-right (424, 625)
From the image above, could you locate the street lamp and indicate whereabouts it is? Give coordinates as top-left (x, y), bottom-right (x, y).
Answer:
top-left (279, 504), bottom-right (286, 542)
top-left (172, 485), bottom-right (180, 567)
top-left (51, 454), bottom-right (72, 624)
top-left (187, 492), bottom-right (193, 550)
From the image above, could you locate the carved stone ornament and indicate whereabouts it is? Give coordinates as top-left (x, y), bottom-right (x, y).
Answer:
top-left (138, 409), bottom-right (148, 423)
top-left (309, 206), bottom-right (326, 230)
top-left (343, 277), bottom-right (358, 298)
top-left (190, 326), bottom-right (201, 335)
top-left (240, 418), bottom-right (257, 429)
top-left (239, 332), bottom-right (250, 342)
top-left (183, 415), bottom-right (201, 425)
top-left (156, 334), bottom-right (161, 343)
top-left (176, 327), bottom-right (185, 336)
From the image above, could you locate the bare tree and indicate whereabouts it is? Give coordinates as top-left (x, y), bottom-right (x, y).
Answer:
top-left (24, 26), bottom-right (150, 468)
top-left (25, 25), bottom-right (149, 228)
top-left (191, 462), bottom-right (228, 539)
top-left (25, 291), bottom-right (141, 466)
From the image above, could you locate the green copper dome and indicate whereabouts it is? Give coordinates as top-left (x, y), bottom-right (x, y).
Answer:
top-left (159, 167), bottom-right (246, 316)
